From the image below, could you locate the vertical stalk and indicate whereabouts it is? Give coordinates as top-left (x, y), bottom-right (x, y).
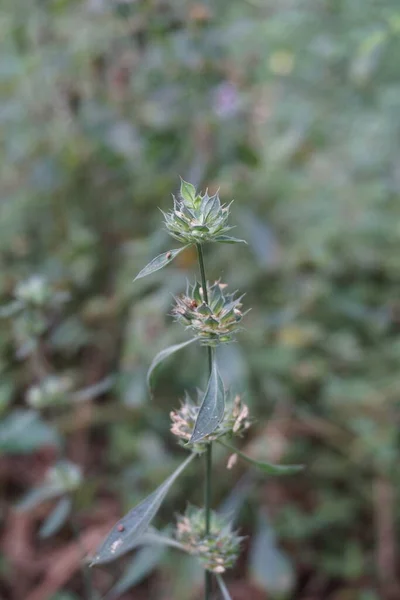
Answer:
top-left (196, 243), bottom-right (213, 600)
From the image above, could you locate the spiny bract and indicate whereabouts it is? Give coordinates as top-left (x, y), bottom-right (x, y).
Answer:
top-left (172, 280), bottom-right (246, 346)
top-left (175, 506), bottom-right (243, 573)
top-left (163, 180), bottom-right (234, 245)
top-left (170, 392), bottom-right (251, 453)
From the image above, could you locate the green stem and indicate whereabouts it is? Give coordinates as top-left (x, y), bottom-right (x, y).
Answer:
top-left (196, 243), bottom-right (213, 600)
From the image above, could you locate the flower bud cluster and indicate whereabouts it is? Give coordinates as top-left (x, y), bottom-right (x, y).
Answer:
top-left (170, 392), bottom-right (250, 453)
top-left (175, 506), bottom-right (243, 573)
top-left (163, 181), bottom-right (234, 245)
top-left (172, 280), bottom-right (245, 346)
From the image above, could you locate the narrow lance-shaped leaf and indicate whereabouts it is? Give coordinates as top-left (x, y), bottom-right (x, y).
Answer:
top-left (16, 486), bottom-right (61, 512)
top-left (147, 338), bottom-right (197, 389)
top-left (190, 349), bottom-right (225, 443)
top-left (216, 575), bottom-right (234, 600)
top-left (133, 246), bottom-right (190, 281)
top-left (39, 496), bottom-right (72, 539)
top-left (90, 453), bottom-right (196, 566)
top-left (105, 545), bottom-right (165, 600)
top-left (249, 513), bottom-right (295, 596)
top-left (219, 440), bottom-right (303, 476)
top-left (214, 235), bottom-right (248, 244)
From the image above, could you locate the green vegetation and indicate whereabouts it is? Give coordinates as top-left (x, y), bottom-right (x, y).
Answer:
top-left (1, 1), bottom-right (399, 599)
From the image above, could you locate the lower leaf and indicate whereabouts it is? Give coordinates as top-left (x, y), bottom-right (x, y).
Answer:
top-left (90, 453), bottom-right (196, 566)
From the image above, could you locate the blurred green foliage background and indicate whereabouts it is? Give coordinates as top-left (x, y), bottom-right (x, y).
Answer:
top-left (1, 1), bottom-right (400, 599)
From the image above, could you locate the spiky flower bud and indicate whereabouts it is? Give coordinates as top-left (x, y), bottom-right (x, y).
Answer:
top-left (163, 180), bottom-right (235, 245)
top-left (170, 392), bottom-right (251, 453)
top-left (172, 280), bottom-right (246, 346)
top-left (175, 506), bottom-right (243, 573)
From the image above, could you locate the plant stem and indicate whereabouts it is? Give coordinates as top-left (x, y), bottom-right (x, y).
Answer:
top-left (196, 243), bottom-right (213, 600)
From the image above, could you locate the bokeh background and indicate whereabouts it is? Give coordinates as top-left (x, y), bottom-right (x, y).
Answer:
top-left (1, 1), bottom-right (400, 599)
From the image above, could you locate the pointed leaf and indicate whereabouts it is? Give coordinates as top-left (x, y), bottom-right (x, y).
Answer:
top-left (17, 486), bottom-right (61, 511)
top-left (90, 453), bottom-right (196, 566)
top-left (180, 178), bottom-right (196, 205)
top-left (249, 513), bottom-right (295, 595)
top-left (190, 349), bottom-right (225, 443)
top-left (216, 575), bottom-right (234, 600)
top-left (99, 525), bottom-right (183, 590)
top-left (219, 440), bottom-right (303, 476)
top-left (0, 301), bottom-right (23, 319)
top-left (0, 409), bottom-right (60, 454)
top-left (214, 236), bottom-right (248, 244)
top-left (134, 246), bottom-right (189, 281)
top-left (105, 545), bottom-right (165, 599)
top-left (39, 496), bottom-right (72, 538)
top-left (147, 338), bottom-right (197, 388)
top-left (204, 194), bottom-right (221, 220)
top-left (132, 529), bottom-right (186, 551)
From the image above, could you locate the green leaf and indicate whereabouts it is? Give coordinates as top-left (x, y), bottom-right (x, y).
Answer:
top-left (147, 338), bottom-right (197, 388)
top-left (39, 496), bottom-right (72, 538)
top-left (219, 440), bottom-right (303, 476)
top-left (17, 461), bottom-right (81, 512)
top-left (17, 486), bottom-right (62, 511)
top-left (90, 453), bottom-right (196, 566)
top-left (106, 545), bottom-right (165, 599)
top-left (131, 529), bottom-right (186, 551)
top-left (218, 475), bottom-right (253, 521)
top-left (214, 235), bottom-right (248, 244)
top-left (238, 208), bottom-right (280, 267)
top-left (0, 300), bottom-right (23, 318)
top-left (216, 575), bottom-right (234, 600)
top-left (249, 513), bottom-right (295, 596)
top-left (190, 349), bottom-right (225, 443)
top-left (179, 178), bottom-right (196, 205)
top-left (133, 246), bottom-right (189, 281)
top-left (0, 410), bottom-right (59, 455)
top-left (104, 527), bottom-right (186, 597)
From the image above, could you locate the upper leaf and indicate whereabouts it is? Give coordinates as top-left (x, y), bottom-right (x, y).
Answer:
top-left (179, 178), bottom-right (197, 206)
top-left (90, 453), bottom-right (196, 566)
top-left (147, 338), bottom-right (197, 389)
top-left (220, 440), bottom-right (303, 476)
top-left (190, 349), bottom-right (225, 443)
top-left (133, 246), bottom-right (189, 281)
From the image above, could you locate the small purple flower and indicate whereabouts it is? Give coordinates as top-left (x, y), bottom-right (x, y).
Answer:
top-left (213, 82), bottom-right (240, 119)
